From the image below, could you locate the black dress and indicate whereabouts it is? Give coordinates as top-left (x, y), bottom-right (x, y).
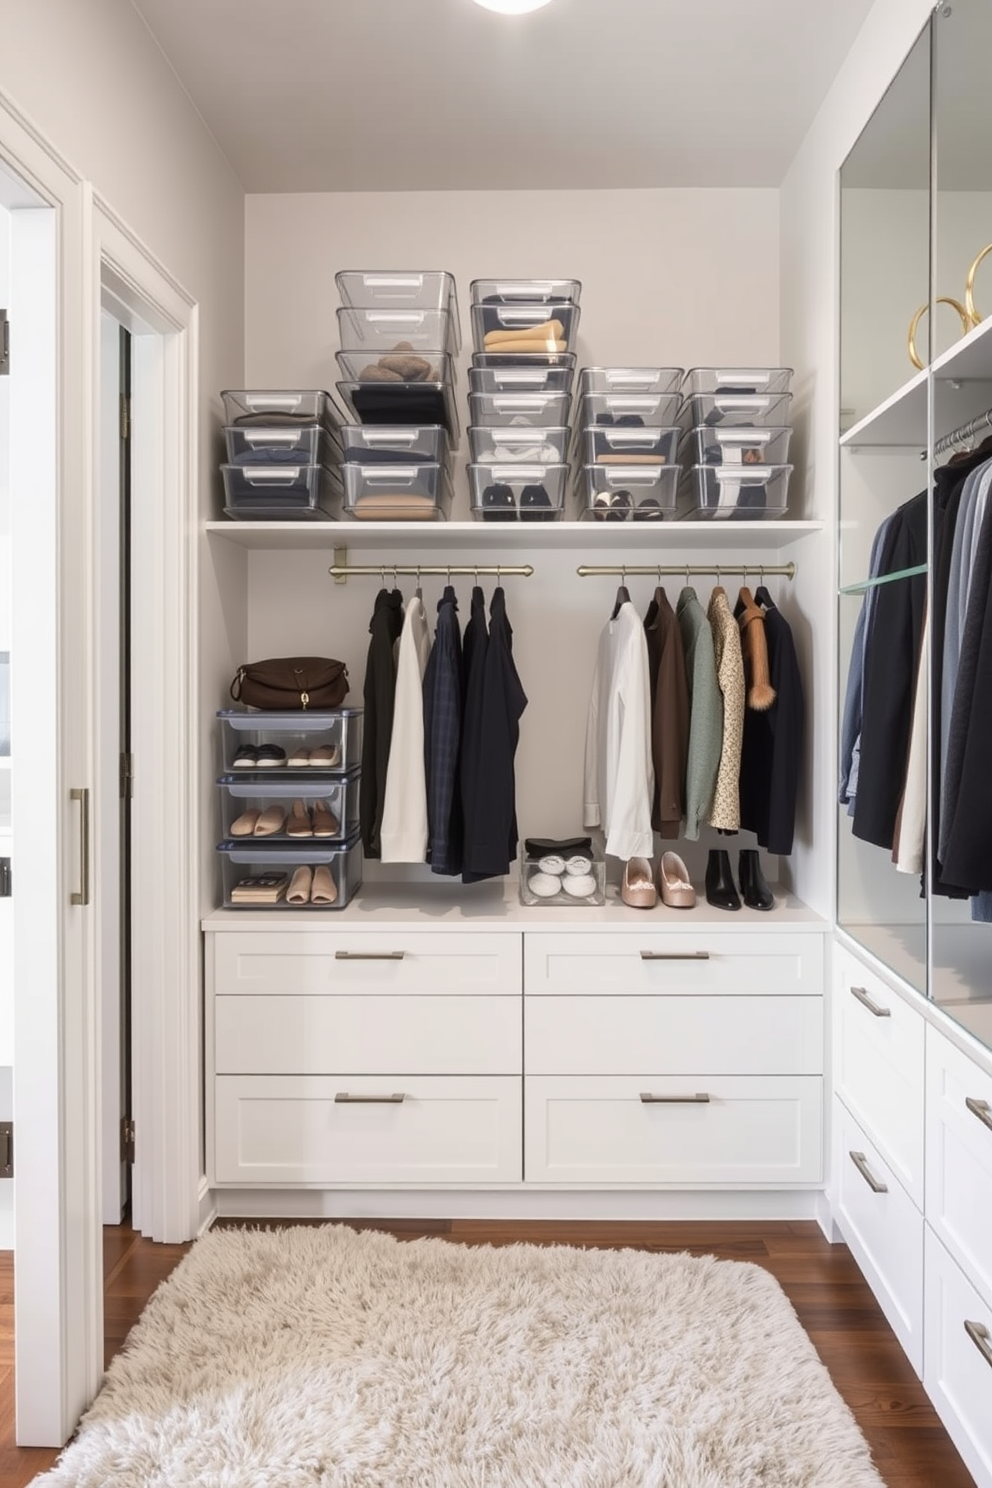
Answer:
top-left (359, 587), bottom-right (404, 859)
top-left (462, 587), bottom-right (528, 882)
top-left (736, 587), bottom-right (804, 855)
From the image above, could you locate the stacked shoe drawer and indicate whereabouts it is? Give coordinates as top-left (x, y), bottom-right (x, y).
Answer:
top-left (676, 367), bottom-right (794, 519)
top-left (334, 271), bottom-right (460, 519)
top-left (467, 278), bottom-right (580, 523)
top-left (216, 708), bottom-right (364, 909)
top-left (572, 368), bottom-right (683, 522)
top-left (220, 390), bottom-right (345, 520)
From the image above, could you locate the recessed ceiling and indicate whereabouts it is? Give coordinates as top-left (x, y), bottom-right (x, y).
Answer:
top-left (129, 0), bottom-right (877, 193)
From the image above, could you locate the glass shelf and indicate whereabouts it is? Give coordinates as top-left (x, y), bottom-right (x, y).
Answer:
top-left (839, 563), bottom-right (928, 596)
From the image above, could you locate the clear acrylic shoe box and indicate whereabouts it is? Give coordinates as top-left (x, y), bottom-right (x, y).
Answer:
top-left (518, 847), bottom-right (606, 907)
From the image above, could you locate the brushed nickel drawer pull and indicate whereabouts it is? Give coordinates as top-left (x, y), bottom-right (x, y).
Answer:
top-left (334, 1092), bottom-right (406, 1104)
top-left (849, 1150), bottom-right (888, 1193)
top-left (850, 985), bottom-right (891, 1018)
top-left (965, 1320), bottom-right (992, 1370)
top-left (640, 951), bottom-right (710, 962)
top-left (334, 951), bottom-right (406, 961)
top-left (965, 1096), bottom-right (992, 1133)
top-left (70, 787), bottom-right (90, 907)
top-left (640, 1092), bottom-right (710, 1104)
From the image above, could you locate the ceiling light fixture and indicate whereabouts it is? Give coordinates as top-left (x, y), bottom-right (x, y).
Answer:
top-left (471, 0), bottom-right (553, 13)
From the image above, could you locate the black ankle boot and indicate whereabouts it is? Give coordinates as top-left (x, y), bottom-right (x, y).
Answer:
top-left (705, 849), bottom-right (741, 911)
top-left (739, 849), bottom-right (774, 911)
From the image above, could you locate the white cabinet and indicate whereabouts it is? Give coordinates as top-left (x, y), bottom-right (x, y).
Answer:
top-left (524, 931), bottom-right (822, 999)
top-left (926, 1024), bottom-right (992, 1312)
top-left (924, 1227), bottom-right (992, 1488)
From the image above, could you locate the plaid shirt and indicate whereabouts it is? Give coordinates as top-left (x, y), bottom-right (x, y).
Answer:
top-left (423, 586), bottom-right (463, 875)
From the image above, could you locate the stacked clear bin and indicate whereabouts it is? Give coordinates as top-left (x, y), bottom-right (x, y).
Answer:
top-left (571, 368), bottom-right (683, 522)
top-left (220, 390), bottom-right (346, 521)
top-left (467, 279), bottom-right (580, 523)
top-left (676, 368), bottom-right (794, 519)
top-left (216, 708), bottom-right (364, 909)
top-left (333, 271), bottom-right (460, 520)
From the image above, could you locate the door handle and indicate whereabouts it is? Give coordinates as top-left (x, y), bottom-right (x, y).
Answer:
top-left (965, 1320), bottom-right (992, 1371)
top-left (334, 951), bottom-right (406, 961)
top-left (70, 787), bottom-right (90, 906)
top-left (640, 1092), bottom-right (710, 1104)
top-left (850, 985), bottom-right (891, 1018)
top-left (640, 951), bottom-right (710, 962)
top-left (965, 1096), bottom-right (992, 1134)
top-left (849, 1150), bottom-right (888, 1194)
top-left (334, 1093), bottom-right (405, 1104)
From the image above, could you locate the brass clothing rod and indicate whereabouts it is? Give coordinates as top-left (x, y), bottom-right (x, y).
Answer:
top-left (576, 562), bottom-right (796, 579)
top-left (933, 406), bottom-right (992, 459)
top-left (328, 563), bottom-right (534, 579)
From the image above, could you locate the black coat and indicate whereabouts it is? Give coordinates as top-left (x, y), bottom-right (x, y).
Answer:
top-left (736, 588), bottom-right (804, 856)
top-left (462, 587), bottom-right (528, 882)
top-left (359, 587), bottom-right (404, 859)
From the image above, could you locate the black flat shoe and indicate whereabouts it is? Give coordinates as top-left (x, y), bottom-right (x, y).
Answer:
top-left (705, 848), bottom-right (741, 911)
top-left (739, 849), bottom-right (774, 910)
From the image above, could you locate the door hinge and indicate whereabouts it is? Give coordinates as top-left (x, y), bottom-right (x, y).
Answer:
top-left (121, 1117), bottom-right (135, 1165)
top-left (119, 752), bottom-right (134, 800)
top-left (120, 393), bottom-right (130, 441)
top-left (0, 310), bottom-right (9, 375)
top-left (0, 1122), bottom-right (12, 1178)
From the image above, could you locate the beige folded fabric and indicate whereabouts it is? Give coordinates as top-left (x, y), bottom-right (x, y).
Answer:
top-left (595, 454), bottom-right (667, 465)
top-left (353, 495), bottom-right (437, 521)
top-left (481, 339), bottom-right (568, 355)
top-left (484, 318), bottom-right (564, 346)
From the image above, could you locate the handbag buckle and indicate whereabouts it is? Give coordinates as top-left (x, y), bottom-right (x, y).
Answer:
top-left (300, 690), bottom-right (309, 710)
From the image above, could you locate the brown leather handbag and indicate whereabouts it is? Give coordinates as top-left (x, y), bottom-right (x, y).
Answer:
top-left (229, 657), bottom-right (349, 711)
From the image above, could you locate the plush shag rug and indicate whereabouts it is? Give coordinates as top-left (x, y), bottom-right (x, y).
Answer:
top-left (40, 1224), bottom-right (884, 1487)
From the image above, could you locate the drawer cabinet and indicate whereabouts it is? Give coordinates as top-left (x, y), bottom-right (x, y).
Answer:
top-left (524, 932), bottom-right (822, 998)
top-left (214, 1074), bottom-right (522, 1184)
top-left (211, 931), bottom-right (522, 998)
top-left (834, 1098), bottom-right (923, 1375)
top-left (215, 995), bottom-right (521, 1076)
top-left (834, 948), bottom-right (924, 1206)
top-left (926, 1024), bottom-right (992, 1310)
top-left (525, 996), bottom-right (822, 1076)
top-left (524, 1075), bottom-right (822, 1184)
top-left (924, 1227), bottom-right (992, 1488)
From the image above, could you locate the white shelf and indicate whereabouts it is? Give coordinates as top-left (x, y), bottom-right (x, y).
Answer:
top-left (205, 519), bottom-right (824, 553)
top-left (841, 314), bottom-right (992, 450)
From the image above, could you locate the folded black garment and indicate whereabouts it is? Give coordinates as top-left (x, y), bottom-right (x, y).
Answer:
top-left (349, 385), bottom-right (452, 433)
top-left (231, 446), bottom-right (312, 466)
top-left (341, 447), bottom-right (433, 464)
top-left (524, 836), bottom-right (593, 859)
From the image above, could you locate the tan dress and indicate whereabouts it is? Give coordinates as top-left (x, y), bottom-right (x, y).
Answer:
top-left (707, 588), bottom-right (746, 831)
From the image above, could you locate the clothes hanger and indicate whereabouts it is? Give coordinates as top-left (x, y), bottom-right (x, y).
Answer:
top-left (415, 565), bottom-right (423, 602)
top-left (610, 563), bottom-right (630, 620)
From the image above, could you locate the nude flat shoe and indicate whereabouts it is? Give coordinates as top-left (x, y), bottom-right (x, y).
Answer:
top-left (311, 799), bottom-right (340, 838)
top-left (621, 857), bottom-right (657, 909)
top-left (286, 747), bottom-right (311, 768)
top-left (286, 865), bottom-right (313, 904)
top-left (286, 799), bottom-right (313, 838)
top-left (253, 805), bottom-right (287, 837)
top-left (229, 809), bottom-right (260, 837)
top-left (658, 851), bottom-right (696, 909)
top-left (310, 865), bottom-right (338, 905)
top-left (309, 744), bottom-right (341, 768)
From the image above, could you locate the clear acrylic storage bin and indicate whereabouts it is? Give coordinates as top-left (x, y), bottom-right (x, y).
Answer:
top-left (221, 463), bottom-right (343, 521)
top-left (678, 464), bottom-right (793, 520)
top-left (335, 307), bottom-right (460, 359)
top-left (470, 351), bottom-right (577, 377)
top-left (223, 424), bottom-right (338, 465)
top-left (335, 349), bottom-right (456, 387)
top-left (337, 380), bottom-right (461, 447)
top-left (339, 425), bottom-right (448, 465)
top-left (335, 269), bottom-right (458, 319)
top-left (681, 367), bottom-right (793, 396)
top-left (341, 462), bottom-right (453, 521)
top-left (575, 425), bottom-right (680, 466)
top-left (573, 392), bottom-right (683, 429)
top-left (468, 464), bottom-right (568, 522)
top-left (471, 302), bottom-right (579, 353)
top-left (576, 465), bottom-right (681, 522)
top-left (218, 773), bottom-right (360, 844)
top-left (467, 391), bottom-right (571, 429)
top-left (470, 278), bottom-right (581, 305)
top-left (678, 392), bottom-right (793, 430)
top-left (218, 834), bottom-right (362, 911)
top-left (578, 367), bottom-right (682, 397)
top-left (221, 389), bottom-right (344, 433)
top-left (468, 363), bottom-right (575, 395)
top-left (218, 709), bottom-right (363, 776)
top-left (468, 426), bottom-right (570, 465)
top-left (518, 847), bottom-right (605, 906)
top-left (683, 425), bottom-right (793, 467)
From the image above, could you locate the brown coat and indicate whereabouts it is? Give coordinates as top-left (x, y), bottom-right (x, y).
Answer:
top-left (737, 587), bottom-right (777, 711)
top-left (644, 587), bottom-right (689, 837)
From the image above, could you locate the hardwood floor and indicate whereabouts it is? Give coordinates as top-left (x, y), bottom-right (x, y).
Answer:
top-left (0, 1219), bottom-right (976, 1487)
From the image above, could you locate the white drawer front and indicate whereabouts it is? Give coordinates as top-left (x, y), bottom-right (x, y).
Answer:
top-left (834, 950), bottom-right (924, 1207)
top-left (524, 1075), bottom-right (822, 1185)
top-left (924, 1227), bottom-right (992, 1488)
top-left (926, 1025), bottom-right (992, 1311)
top-left (525, 996), bottom-right (823, 1076)
top-left (524, 932), bottom-right (822, 998)
top-left (834, 1099), bottom-right (923, 1375)
top-left (214, 1075), bottom-right (522, 1185)
top-left (216, 995), bottom-right (521, 1076)
top-left (212, 931), bottom-right (522, 997)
